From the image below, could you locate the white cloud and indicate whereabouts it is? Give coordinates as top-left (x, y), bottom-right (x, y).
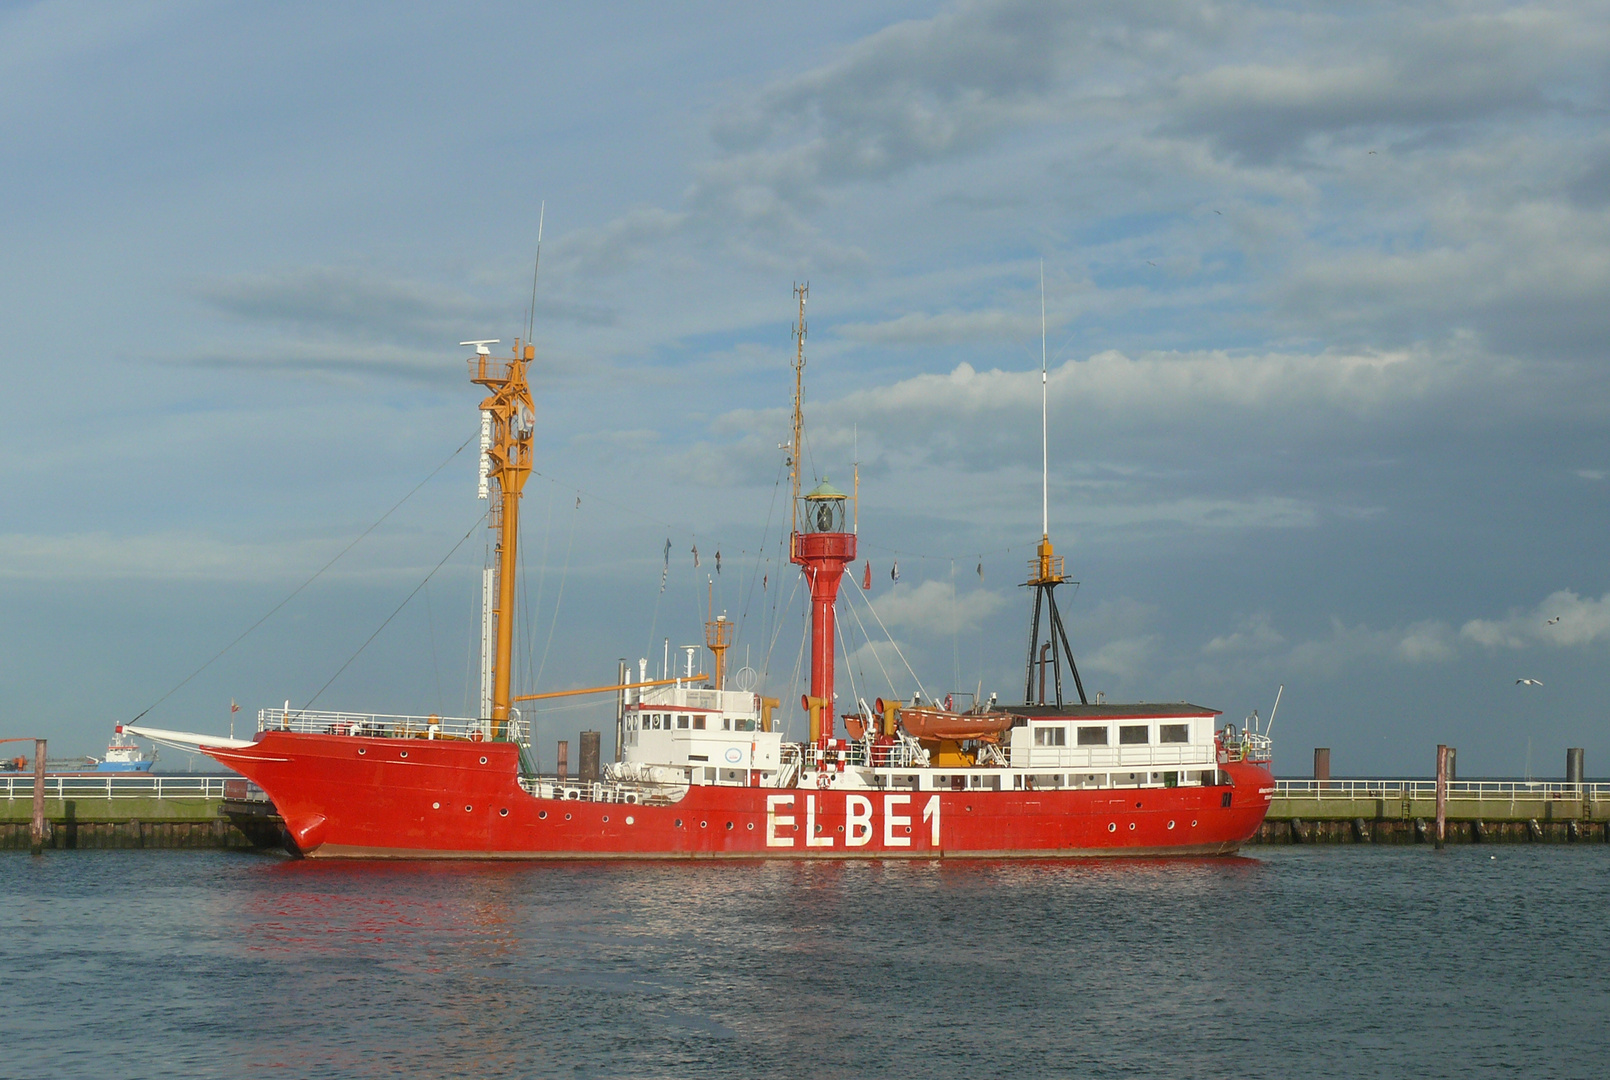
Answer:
top-left (1202, 612), bottom-right (1285, 655)
top-left (1460, 589), bottom-right (1610, 649)
top-left (1284, 617), bottom-right (1458, 677)
top-left (837, 309), bottom-right (1057, 345)
top-left (864, 579), bottom-right (1007, 636)
top-left (0, 531), bottom-right (454, 582)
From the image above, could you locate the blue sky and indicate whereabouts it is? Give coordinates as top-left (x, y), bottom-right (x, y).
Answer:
top-left (3, 0), bottom-right (1608, 776)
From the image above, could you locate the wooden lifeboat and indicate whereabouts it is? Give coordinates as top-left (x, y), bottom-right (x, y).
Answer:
top-left (894, 704), bottom-right (1016, 741)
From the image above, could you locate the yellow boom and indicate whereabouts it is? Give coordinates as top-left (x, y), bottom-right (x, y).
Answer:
top-left (512, 675), bottom-right (709, 703)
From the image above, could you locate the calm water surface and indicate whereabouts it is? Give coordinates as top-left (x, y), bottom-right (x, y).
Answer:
top-left (3, 846), bottom-right (1606, 1079)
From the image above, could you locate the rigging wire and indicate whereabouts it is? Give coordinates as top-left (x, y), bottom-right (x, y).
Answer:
top-left (423, 579), bottom-right (444, 717)
top-left (126, 431), bottom-right (477, 725)
top-left (844, 580), bottom-right (928, 702)
top-left (304, 512), bottom-right (488, 711)
top-left (843, 589), bottom-right (898, 698)
top-left (532, 494), bottom-right (578, 692)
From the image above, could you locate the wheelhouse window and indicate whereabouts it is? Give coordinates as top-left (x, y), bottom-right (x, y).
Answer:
top-left (676, 714), bottom-right (690, 729)
top-left (1033, 726), bottom-right (1067, 747)
top-left (1077, 726), bottom-right (1107, 746)
top-left (1159, 723), bottom-right (1189, 744)
top-left (693, 715), bottom-right (706, 730)
top-left (1119, 725), bottom-right (1149, 745)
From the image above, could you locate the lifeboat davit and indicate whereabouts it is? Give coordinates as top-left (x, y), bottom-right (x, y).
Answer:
top-left (886, 700), bottom-right (1016, 741)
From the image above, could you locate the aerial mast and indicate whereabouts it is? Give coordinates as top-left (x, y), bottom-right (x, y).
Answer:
top-left (1022, 266), bottom-right (1087, 708)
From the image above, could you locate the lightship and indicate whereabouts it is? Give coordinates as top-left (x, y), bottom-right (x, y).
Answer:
top-left (133, 286), bottom-right (1273, 858)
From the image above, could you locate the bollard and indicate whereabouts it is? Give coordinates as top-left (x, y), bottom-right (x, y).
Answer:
top-left (1567, 748), bottom-right (1585, 791)
top-left (1434, 744), bottom-right (1448, 849)
top-left (579, 730), bottom-right (601, 785)
top-left (557, 740), bottom-right (569, 784)
top-left (30, 739), bottom-right (46, 855)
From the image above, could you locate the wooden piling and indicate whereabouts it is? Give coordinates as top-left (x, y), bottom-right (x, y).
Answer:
top-left (557, 740), bottom-right (569, 784)
top-left (30, 738), bottom-right (46, 855)
top-left (1434, 744), bottom-right (1448, 849)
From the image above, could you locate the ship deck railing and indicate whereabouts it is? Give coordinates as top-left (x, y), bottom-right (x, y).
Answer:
top-left (1276, 779), bottom-right (1610, 801)
top-left (0, 775), bottom-right (266, 801)
top-left (1220, 732), bottom-right (1273, 764)
top-left (258, 708), bottom-right (495, 743)
top-left (517, 778), bottom-right (672, 805)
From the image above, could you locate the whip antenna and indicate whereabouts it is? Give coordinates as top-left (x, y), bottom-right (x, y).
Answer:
top-left (525, 201), bottom-right (545, 346)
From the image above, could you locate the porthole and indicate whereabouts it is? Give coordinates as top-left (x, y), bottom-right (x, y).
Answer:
top-left (602, 815), bottom-right (609, 822)
top-left (465, 805), bottom-right (473, 812)
top-left (1191, 819), bottom-right (1198, 827)
top-left (1167, 820), bottom-right (1176, 830)
top-left (835, 825), bottom-right (843, 832)
top-left (357, 748), bottom-right (366, 756)
top-left (538, 810), bottom-right (547, 820)
top-left (726, 822), bottom-right (734, 830)
top-left (1134, 801), bottom-right (1142, 809)
top-left (965, 805), bottom-right (972, 812)
top-left (675, 818), bottom-right (683, 827)
top-left (1128, 822), bottom-right (1136, 831)
top-left (399, 750), bottom-right (408, 759)
top-left (499, 808), bottom-right (509, 817)
top-left (479, 756), bottom-right (488, 765)
top-left (432, 802), bottom-right (440, 810)
top-left (626, 816), bottom-right (635, 825)
top-left (749, 823), bottom-right (756, 831)
top-left (564, 813), bottom-right (572, 821)
top-left (1108, 823), bottom-right (1117, 832)
top-left (814, 824), bottom-right (822, 833)
top-left (904, 826), bottom-right (912, 834)
top-left (700, 821), bottom-right (708, 829)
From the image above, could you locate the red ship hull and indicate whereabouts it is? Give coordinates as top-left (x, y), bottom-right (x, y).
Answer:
top-left (207, 732), bottom-right (1273, 859)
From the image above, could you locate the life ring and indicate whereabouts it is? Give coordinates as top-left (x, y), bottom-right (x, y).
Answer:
top-left (815, 773), bottom-right (832, 790)
top-left (470, 729), bottom-right (484, 742)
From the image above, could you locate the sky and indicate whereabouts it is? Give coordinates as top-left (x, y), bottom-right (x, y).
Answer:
top-left (2, 0), bottom-right (1608, 776)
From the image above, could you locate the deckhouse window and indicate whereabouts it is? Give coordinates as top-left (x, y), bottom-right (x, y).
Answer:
top-left (1159, 724), bottom-right (1189, 744)
top-left (1077, 726), bottom-right (1107, 746)
top-left (676, 714), bottom-right (690, 730)
top-left (693, 715), bottom-right (705, 730)
top-left (1033, 726), bottom-right (1066, 746)
top-left (1119, 725), bottom-right (1149, 745)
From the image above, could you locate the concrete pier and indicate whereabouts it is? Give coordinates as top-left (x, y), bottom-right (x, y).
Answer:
top-left (1252, 775), bottom-right (1610, 844)
top-left (0, 775), bottom-right (284, 851)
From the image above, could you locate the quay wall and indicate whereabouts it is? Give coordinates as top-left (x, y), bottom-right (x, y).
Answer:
top-left (1251, 786), bottom-right (1610, 844)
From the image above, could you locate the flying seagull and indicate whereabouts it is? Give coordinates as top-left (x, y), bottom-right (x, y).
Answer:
top-left (1516, 678), bottom-right (1543, 686)
top-left (1147, 260), bottom-right (1157, 266)
top-left (1214, 209), bottom-right (1222, 215)
top-left (1547, 616), bottom-right (1561, 625)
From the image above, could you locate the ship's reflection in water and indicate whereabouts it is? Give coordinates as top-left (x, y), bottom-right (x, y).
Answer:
top-left (3, 848), bottom-right (1605, 1078)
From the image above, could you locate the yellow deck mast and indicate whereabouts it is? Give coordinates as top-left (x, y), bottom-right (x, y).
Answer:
top-left (469, 339), bottom-right (535, 739)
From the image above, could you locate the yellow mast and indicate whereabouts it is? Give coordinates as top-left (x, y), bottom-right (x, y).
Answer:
top-left (470, 339), bottom-right (535, 739)
top-left (704, 578), bottom-right (732, 690)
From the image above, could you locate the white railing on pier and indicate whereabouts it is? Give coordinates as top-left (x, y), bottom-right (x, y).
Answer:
top-left (1276, 779), bottom-right (1610, 801)
top-left (0, 775), bottom-right (264, 801)
top-left (258, 707), bottom-right (492, 742)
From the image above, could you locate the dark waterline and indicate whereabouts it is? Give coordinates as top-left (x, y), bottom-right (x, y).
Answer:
top-left (3, 847), bottom-right (1606, 1079)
